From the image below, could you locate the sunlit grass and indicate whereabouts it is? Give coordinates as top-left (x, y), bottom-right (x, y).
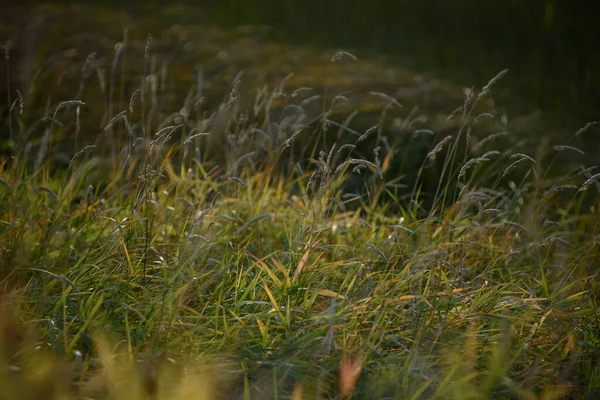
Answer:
top-left (1, 5), bottom-right (599, 399)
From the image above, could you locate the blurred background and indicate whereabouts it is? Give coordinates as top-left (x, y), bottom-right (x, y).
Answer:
top-left (203, 0), bottom-right (599, 132)
top-left (1, 0), bottom-right (598, 159)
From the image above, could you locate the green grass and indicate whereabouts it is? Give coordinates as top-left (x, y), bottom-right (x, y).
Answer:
top-left (1, 5), bottom-right (600, 399)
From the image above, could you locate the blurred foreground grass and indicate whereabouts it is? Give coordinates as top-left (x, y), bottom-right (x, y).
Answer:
top-left (1, 3), bottom-right (599, 399)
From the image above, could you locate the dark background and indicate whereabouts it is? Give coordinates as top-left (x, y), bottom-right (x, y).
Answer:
top-left (179, 0), bottom-right (599, 132)
top-left (5, 0), bottom-right (600, 140)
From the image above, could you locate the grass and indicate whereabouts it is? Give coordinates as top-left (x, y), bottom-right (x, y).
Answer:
top-left (1, 4), bottom-right (600, 399)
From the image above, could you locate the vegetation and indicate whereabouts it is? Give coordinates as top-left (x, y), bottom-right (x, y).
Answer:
top-left (1, 4), bottom-right (599, 399)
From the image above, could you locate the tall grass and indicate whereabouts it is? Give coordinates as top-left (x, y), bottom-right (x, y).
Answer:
top-left (1, 6), bottom-right (599, 399)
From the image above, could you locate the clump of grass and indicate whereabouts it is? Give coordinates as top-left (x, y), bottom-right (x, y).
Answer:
top-left (1, 7), bottom-right (600, 400)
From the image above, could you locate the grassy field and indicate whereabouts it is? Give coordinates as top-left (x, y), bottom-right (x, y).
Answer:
top-left (1, 4), bottom-right (600, 399)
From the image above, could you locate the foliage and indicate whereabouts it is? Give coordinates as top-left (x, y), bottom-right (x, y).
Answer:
top-left (1, 4), bottom-right (599, 399)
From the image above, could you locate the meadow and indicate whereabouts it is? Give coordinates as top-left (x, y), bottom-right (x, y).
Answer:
top-left (1, 4), bottom-right (599, 399)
